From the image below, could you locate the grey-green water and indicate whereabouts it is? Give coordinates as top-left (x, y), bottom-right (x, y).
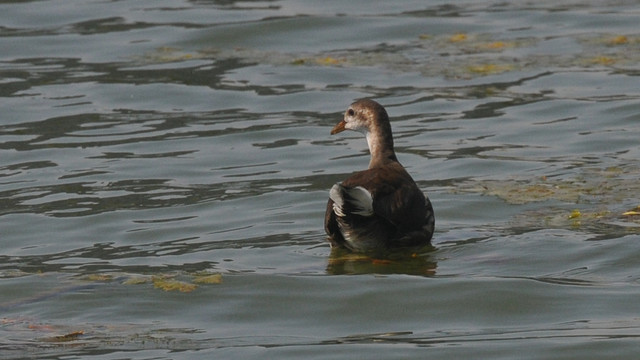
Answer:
top-left (2, 1), bottom-right (640, 358)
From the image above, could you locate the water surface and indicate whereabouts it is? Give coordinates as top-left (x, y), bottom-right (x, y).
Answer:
top-left (1, 1), bottom-right (640, 358)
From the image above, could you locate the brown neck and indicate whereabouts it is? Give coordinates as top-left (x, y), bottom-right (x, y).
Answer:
top-left (366, 124), bottom-right (398, 168)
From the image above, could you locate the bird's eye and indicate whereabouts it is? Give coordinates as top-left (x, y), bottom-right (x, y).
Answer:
top-left (347, 109), bottom-right (355, 116)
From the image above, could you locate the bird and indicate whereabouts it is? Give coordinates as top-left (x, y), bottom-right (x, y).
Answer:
top-left (324, 99), bottom-right (435, 252)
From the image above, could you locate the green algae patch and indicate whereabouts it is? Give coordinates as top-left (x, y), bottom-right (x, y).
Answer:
top-left (119, 272), bottom-right (223, 291)
top-left (152, 276), bottom-right (198, 293)
top-left (453, 166), bottom-right (640, 232)
top-left (456, 166), bottom-right (638, 205)
top-left (192, 272), bottom-right (223, 285)
top-left (132, 30), bottom-right (640, 83)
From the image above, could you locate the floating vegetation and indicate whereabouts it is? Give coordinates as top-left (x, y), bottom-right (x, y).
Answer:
top-left (568, 209), bottom-right (582, 219)
top-left (122, 276), bottom-right (149, 285)
top-left (478, 41), bottom-right (512, 50)
top-left (588, 55), bottom-right (617, 66)
top-left (466, 63), bottom-right (514, 75)
top-left (122, 271), bottom-right (224, 292)
top-left (192, 272), bottom-right (223, 285)
top-left (140, 46), bottom-right (196, 63)
top-left (608, 35), bottom-right (629, 45)
top-left (454, 166), bottom-right (640, 232)
top-left (136, 31), bottom-right (640, 80)
top-left (2, 318), bottom-right (206, 354)
top-left (449, 33), bottom-right (468, 43)
top-left (152, 276), bottom-right (198, 293)
top-left (455, 166), bottom-right (637, 205)
top-left (75, 271), bottom-right (224, 293)
top-left (44, 330), bottom-right (85, 343)
top-left (0, 270), bottom-right (31, 278)
top-left (81, 274), bottom-right (114, 282)
top-left (622, 206), bottom-right (640, 217)
top-left (290, 55), bottom-right (344, 66)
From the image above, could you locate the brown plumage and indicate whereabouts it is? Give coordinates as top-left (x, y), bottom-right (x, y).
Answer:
top-left (324, 99), bottom-right (435, 252)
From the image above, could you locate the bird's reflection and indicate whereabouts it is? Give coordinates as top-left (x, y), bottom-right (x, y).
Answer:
top-left (326, 245), bottom-right (437, 276)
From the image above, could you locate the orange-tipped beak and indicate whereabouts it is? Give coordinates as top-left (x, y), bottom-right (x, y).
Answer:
top-left (331, 120), bottom-right (346, 135)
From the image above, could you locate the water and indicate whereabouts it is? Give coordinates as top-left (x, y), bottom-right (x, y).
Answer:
top-left (1, 0), bottom-right (640, 358)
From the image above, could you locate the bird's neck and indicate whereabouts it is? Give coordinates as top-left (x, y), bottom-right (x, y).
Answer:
top-left (366, 129), bottom-right (398, 168)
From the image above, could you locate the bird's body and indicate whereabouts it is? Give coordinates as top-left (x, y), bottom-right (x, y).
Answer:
top-left (324, 99), bottom-right (435, 252)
